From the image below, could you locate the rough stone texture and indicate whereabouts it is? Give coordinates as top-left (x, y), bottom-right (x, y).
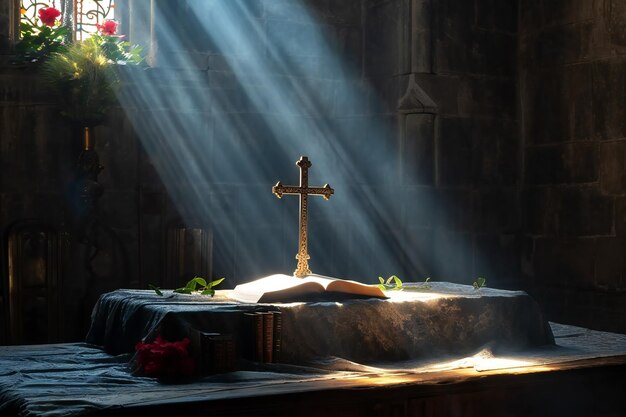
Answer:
top-left (86, 286), bottom-right (555, 363)
top-left (364, 0), bottom-right (519, 290)
top-left (525, 143), bottom-right (598, 185)
top-left (520, 0), bottom-right (626, 333)
top-left (403, 113), bottom-right (434, 185)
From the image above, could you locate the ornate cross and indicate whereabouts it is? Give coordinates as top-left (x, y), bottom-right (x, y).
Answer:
top-left (273, 156), bottom-right (334, 277)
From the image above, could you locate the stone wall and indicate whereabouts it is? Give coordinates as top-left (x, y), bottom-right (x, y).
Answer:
top-left (364, 0), bottom-right (520, 288)
top-left (520, 0), bottom-right (626, 332)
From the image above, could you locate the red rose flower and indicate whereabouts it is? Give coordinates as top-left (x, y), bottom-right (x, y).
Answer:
top-left (96, 20), bottom-right (118, 36)
top-left (38, 7), bottom-right (61, 27)
top-left (135, 336), bottom-right (195, 377)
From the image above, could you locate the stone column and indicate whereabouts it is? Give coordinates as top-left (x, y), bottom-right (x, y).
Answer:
top-left (0, 0), bottom-right (18, 54)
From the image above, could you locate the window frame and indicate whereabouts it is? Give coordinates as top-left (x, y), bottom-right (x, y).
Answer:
top-left (3, 0), bottom-right (157, 66)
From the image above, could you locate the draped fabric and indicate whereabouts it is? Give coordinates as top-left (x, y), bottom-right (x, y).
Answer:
top-left (2, 323), bottom-right (626, 416)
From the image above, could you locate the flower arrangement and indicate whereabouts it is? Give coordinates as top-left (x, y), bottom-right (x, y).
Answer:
top-left (90, 20), bottom-right (143, 65)
top-left (135, 336), bottom-right (195, 378)
top-left (36, 14), bottom-right (142, 124)
top-left (15, 7), bottom-right (69, 64)
top-left (41, 39), bottom-right (116, 124)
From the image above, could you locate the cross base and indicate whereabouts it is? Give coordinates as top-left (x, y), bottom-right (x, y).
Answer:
top-left (294, 253), bottom-right (311, 277)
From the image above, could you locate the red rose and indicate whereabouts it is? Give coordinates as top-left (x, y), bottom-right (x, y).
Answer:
top-left (38, 7), bottom-right (61, 27)
top-left (96, 20), bottom-right (118, 36)
top-left (135, 336), bottom-right (195, 377)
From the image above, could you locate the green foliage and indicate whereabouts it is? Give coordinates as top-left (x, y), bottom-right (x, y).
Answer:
top-left (16, 15), bottom-right (142, 66)
top-left (150, 277), bottom-right (225, 297)
top-left (16, 14), bottom-right (143, 124)
top-left (90, 33), bottom-right (143, 65)
top-left (41, 38), bottom-right (118, 124)
top-left (377, 275), bottom-right (403, 291)
top-left (472, 277), bottom-right (486, 290)
top-left (15, 21), bottom-right (69, 64)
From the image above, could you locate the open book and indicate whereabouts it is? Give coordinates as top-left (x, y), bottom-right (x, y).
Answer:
top-left (231, 274), bottom-right (388, 303)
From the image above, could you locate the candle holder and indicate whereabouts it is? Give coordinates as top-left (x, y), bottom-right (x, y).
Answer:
top-left (73, 125), bottom-right (104, 278)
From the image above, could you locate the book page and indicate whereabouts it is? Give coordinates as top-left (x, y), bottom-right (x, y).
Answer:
top-left (326, 280), bottom-right (386, 298)
top-left (232, 273), bottom-right (387, 303)
top-left (304, 274), bottom-right (387, 298)
top-left (300, 274), bottom-right (335, 289)
top-left (232, 274), bottom-right (325, 303)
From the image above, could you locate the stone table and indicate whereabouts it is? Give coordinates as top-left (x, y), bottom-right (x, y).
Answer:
top-left (86, 282), bottom-right (554, 364)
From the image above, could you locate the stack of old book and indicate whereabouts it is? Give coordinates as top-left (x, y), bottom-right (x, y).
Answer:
top-left (189, 331), bottom-right (235, 374)
top-left (243, 311), bottom-right (282, 363)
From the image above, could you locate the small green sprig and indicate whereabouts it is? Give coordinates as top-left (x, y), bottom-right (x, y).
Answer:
top-left (377, 275), bottom-right (403, 291)
top-left (148, 284), bottom-right (163, 296)
top-left (472, 277), bottom-right (486, 290)
top-left (149, 276), bottom-right (225, 297)
top-left (419, 277), bottom-right (432, 290)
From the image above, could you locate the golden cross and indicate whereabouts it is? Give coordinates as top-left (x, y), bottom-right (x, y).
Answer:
top-left (272, 156), bottom-right (334, 277)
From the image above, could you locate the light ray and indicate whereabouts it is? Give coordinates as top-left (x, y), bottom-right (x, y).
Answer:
top-left (114, 0), bottom-right (463, 286)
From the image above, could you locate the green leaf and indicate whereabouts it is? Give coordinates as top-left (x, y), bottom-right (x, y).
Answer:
top-left (392, 275), bottom-right (403, 289)
top-left (208, 277), bottom-right (225, 288)
top-left (148, 284), bottom-right (163, 296)
top-left (189, 276), bottom-right (207, 287)
top-left (201, 289), bottom-right (215, 296)
top-left (51, 26), bottom-right (69, 39)
top-left (183, 277), bottom-right (204, 291)
top-left (377, 275), bottom-right (403, 291)
top-left (472, 277), bottom-right (486, 289)
top-left (174, 287), bottom-right (192, 294)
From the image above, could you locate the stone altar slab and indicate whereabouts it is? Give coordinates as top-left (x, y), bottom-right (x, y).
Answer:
top-left (86, 282), bottom-right (554, 364)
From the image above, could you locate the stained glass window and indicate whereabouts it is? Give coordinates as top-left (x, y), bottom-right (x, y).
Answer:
top-left (21, 0), bottom-right (116, 40)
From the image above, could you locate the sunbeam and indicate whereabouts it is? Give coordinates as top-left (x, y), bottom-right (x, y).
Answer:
top-left (115, 0), bottom-right (451, 286)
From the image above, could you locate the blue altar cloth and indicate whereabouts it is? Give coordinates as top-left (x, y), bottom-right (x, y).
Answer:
top-left (2, 323), bottom-right (626, 416)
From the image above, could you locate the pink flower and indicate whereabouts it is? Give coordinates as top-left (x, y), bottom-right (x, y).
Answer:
top-left (38, 7), bottom-right (61, 27)
top-left (96, 20), bottom-right (118, 36)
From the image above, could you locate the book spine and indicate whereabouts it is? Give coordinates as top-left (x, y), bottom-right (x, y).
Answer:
top-left (187, 328), bottom-right (203, 374)
top-left (209, 334), bottom-right (235, 373)
top-left (272, 311), bottom-right (282, 363)
top-left (262, 312), bottom-right (274, 363)
top-left (244, 312), bottom-right (263, 361)
top-left (188, 329), bottom-right (220, 374)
